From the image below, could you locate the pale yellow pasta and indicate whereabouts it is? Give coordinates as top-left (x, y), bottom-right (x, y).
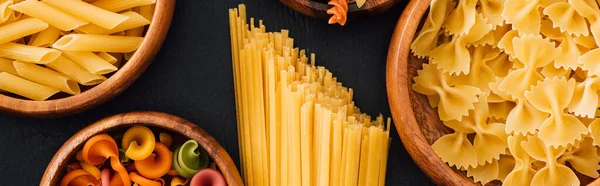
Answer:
top-left (42, 0), bottom-right (129, 29)
top-left (91, 0), bottom-right (155, 13)
top-left (568, 76), bottom-right (600, 118)
top-left (52, 34), bottom-right (143, 53)
top-left (77, 11), bottom-right (150, 35)
top-left (28, 26), bottom-right (61, 47)
top-left (442, 0), bottom-right (477, 35)
top-left (46, 56), bottom-right (106, 86)
top-left (124, 26), bottom-right (144, 60)
top-left (13, 61), bottom-right (80, 95)
top-left (0, 42), bottom-right (60, 64)
top-left (95, 52), bottom-right (117, 64)
top-left (0, 0), bottom-right (12, 23)
top-left (139, 4), bottom-right (155, 21)
top-left (543, 2), bottom-right (589, 36)
top-left (0, 18), bottom-right (47, 45)
top-left (410, 0), bottom-right (452, 58)
top-left (0, 57), bottom-right (16, 75)
top-left (61, 51), bottom-right (117, 75)
top-left (0, 72), bottom-right (59, 100)
top-left (9, 0), bottom-right (88, 31)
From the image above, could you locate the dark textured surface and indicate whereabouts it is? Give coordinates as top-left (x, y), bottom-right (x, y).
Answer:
top-left (0, 0), bottom-right (433, 185)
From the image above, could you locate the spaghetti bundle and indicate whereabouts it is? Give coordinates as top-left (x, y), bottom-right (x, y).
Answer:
top-left (229, 4), bottom-right (391, 186)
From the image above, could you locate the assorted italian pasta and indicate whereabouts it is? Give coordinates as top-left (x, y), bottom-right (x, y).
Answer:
top-left (230, 4), bottom-right (391, 186)
top-left (61, 125), bottom-right (227, 186)
top-left (0, 0), bottom-right (155, 101)
top-left (411, 0), bottom-right (600, 185)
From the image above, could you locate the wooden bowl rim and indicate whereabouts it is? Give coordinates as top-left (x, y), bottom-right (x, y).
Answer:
top-left (279, 0), bottom-right (402, 19)
top-left (39, 111), bottom-right (244, 186)
top-left (0, 0), bottom-right (176, 118)
top-left (385, 0), bottom-right (475, 185)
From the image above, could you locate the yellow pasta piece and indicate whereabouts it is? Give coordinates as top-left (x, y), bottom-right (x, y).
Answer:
top-left (443, 0), bottom-right (477, 35)
top-left (521, 135), bottom-right (579, 186)
top-left (568, 76), bottom-right (600, 118)
top-left (13, 61), bottom-right (80, 95)
top-left (0, 42), bottom-right (60, 64)
top-left (9, 0), bottom-right (88, 31)
top-left (0, 0), bottom-right (12, 24)
top-left (0, 72), bottom-right (59, 100)
top-left (122, 125), bottom-right (156, 160)
top-left (53, 34), bottom-right (144, 53)
top-left (0, 16), bottom-right (47, 46)
top-left (410, 0), bottom-right (452, 58)
top-left (46, 56), bottom-right (106, 86)
top-left (139, 4), bottom-right (155, 21)
top-left (61, 51), bottom-right (117, 75)
top-left (77, 11), bottom-right (150, 35)
top-left (43, 0), bottom-right (128, 29)
top-left (95, 52), bottom-right (118, 65)
top-left (91, 0), bottom-right (156, 13)
top-left (502, 0), bottom-right (542, 35)
top-left (28, 26), bottom-right (61, 47)
top-left (0, 57), bottom-right (17, 75)
top-left (543, 2), bottom-right (589, 36)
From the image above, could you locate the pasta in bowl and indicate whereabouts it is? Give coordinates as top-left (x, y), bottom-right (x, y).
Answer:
top-left (387, 0), bottom-right (600, 185)
top-left (0, 0), bottom-right (175, 117)
top-left (40, 111), bottom-right (243, 186)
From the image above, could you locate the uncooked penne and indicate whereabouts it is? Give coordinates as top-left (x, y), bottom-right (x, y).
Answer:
top-left (0, 42), bottom-right (61, 64)
top-left (0, 18), bottom-right (48, 45)
top-left (29, 26), bottom-right (61, 47)
top-left (138, 4), bottom-right (155, 21)
top-left (96, 52), bottom-right (117, 64)
top-left (43, 0), bottom-right (129, 29)
top-left (61, 51), bottom-right (117, 75)
top-left (53, 34), bottom-right (143, 53)
top-left (47, 56), bottom-right (106, 86)
top-left (14, 61), bottom-right (80, 95)
top-left (9, 0), bottom-right (88, 31)
top-left (0, 0), bottom-right (12, 23)
top-left (0, 57), bottom-right (17, 75)
top-left (77, 11), bottom-right (150, 35)
top-left (0, 72), bottom-right (59, 101)
top-left (124, 26), bottom-right (145, 60)
top-left (92, 0), bottom-right (155, 13)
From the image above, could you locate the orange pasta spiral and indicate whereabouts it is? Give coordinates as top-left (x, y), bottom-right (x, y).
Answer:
top-left (60, 169), bottom-right (100, 186)
top-left (327, 0), bottom-right (348, 26)
top-left (134, 142), bottom-right (172, 179)
top-left (130, 172), bottom-right (165, 186)
top-left (82, 134), bottom-right (131, 186)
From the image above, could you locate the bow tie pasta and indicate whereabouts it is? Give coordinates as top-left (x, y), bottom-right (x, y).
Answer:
top-left (411, 0), bottom-right (600, 185)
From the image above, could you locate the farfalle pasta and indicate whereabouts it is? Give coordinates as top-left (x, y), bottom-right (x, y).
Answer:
top-left (412, 0), bottom-right (600, 185)
top-left (60, 125), bottom-right (226, 186)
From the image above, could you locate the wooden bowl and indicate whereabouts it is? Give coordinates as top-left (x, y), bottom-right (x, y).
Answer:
top-left (279, 0), bottom-right (402, 19)
top-left (0, 0), bottom-right (175, 118)
top-left (386, 0), bottom-right (597, 185)
top-left (40, 111), bottom-right (244, 186)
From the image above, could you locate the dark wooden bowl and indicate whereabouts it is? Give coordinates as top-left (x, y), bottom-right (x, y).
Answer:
top-left (279, 0), bottom-right (402, 19)
top-left (386, 0), bottom-right (598, 185)
top-left (40, 111), bottom-right (244, 186)
top-left (0, 0), bottom-right (175, 118)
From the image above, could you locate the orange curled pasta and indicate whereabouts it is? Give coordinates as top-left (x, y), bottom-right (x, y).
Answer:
top-left (122, 125), bottom-right (156, 160)
top-left (80, 161), bottom-right (101, 180)
top-left (327, 0), bottom-right (348, 26)
top-left (134, 142), bottom-right (173, 179)
top-left (130, 172), bottom-right (165, 186)
top-left (82, 134), bottom-right (131, 186)
top-left (171, 177), bottom-right (188, 186)
top-left (60, 169), bottom-right (100, 186)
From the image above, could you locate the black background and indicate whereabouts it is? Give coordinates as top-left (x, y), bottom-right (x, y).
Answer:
top-left (0, 0), bottom-right (433, 185)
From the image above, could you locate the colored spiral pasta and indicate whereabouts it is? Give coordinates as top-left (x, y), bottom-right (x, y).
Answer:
top-left (122, 125), bottom-right (156, 161)
top-left (172, 140), bottom-right (210, 178)
top-left (134, 142), bottom-right (173, 179)
top-left (82, 134), bottom-right (131, 186)
top-left (327, 0), bottom-right (348, 26)
top-left (60, 169), bottom-right (100, 186)
top-left (130, 172), bottom-right (165, 186)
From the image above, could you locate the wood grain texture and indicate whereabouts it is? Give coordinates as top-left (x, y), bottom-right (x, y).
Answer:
top-left (39, 111), bottom-right (244, 186)
top-left (387, 0), bottom-right (599, 185)
top-left (279, 0), bottom-right (402, 19)
top-left (0, 0), bottom-right (175, 118)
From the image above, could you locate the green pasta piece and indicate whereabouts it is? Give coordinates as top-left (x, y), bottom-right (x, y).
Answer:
top-left (118, 148), bottom-right (130, 165)
top-left (172, 140), bottom-right (210, 178)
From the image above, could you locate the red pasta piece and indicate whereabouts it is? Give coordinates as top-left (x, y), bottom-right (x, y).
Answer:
top-left (190, 168), bottom-right (226, 186)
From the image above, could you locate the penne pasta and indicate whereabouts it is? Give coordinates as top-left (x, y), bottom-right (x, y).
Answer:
top-left (111, 31), bottom-right (125, 36)
top-left (138, 4), bottom-right (155, 21)
top-left (109, 53), bottom-right (123, 67)
top-left (0, 72), bottom-right (59, 101)
top-left (47, 56), bottom-right (106, 86)
top-left (0, 0), bottom-right (12, 23)
top-left (13, 61), bottom-right (80, 95)
top-left (29, 26), bottom-right (61, 47)
top-left (0, 57), bottom-right (17, 75)
top-left (42, 0), bottom-right (129, 29)
top-left (0, 18), bottom-right (48, 45)
top-left (77, 11), bottom-right (150, 35)
top-left (91, 0), bottom-right (155, 13)
top-left (124, 26), bottom-right (144, 60)
top-left (61, 51), bottom-right (117, 74)
top-left (0, 42), bottom-right (60, 64)
top-left (9, 0), bottom-right (88, 31)
top-left (95, 52), bottom-right (117, 64)
top-left (53, 34), bottom-right (143, 53)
